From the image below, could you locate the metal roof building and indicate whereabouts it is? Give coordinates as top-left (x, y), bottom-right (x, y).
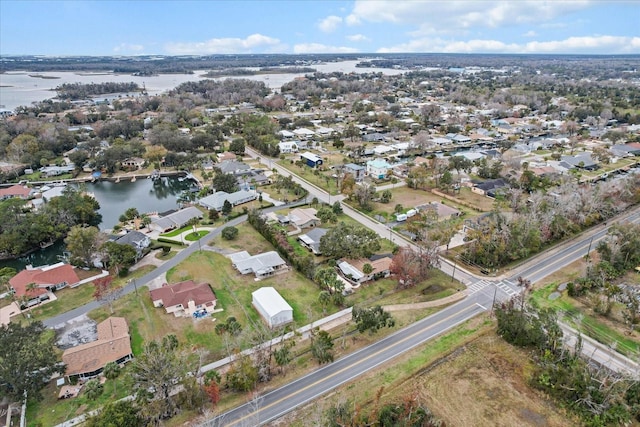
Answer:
top-left (252, 287), bottom-right (293, 328)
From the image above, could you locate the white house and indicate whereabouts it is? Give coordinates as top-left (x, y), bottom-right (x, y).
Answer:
top-left (252, 287), bottom-right (293, 328)
top-left (366, 159), bottom-right (392, 179)
top-left (228, 251), bottom-right (288, 279)
top-left (278, 141), bottom-right (299, 154)
top-left (293, 128), bottom-right (316, 139)
top-left (278, 130), bottom-right (295, 139)
top-left (337, 256), bottom-right (393, 285)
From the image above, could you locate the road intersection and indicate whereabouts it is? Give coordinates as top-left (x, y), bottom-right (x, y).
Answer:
top-left (196, 149), bottom-right (639, 426)
top-left (44, 148), bottom-right (639, 425)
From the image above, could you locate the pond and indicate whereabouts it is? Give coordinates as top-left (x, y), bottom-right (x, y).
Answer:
top-left (0, 176), bottom-right (197, 271)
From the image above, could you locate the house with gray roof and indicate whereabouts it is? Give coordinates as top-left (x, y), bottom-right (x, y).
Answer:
top-left (114, 230), bottom-right (151, 258)
top-left (560, 153), bottom-right (599, 171)
top-left (343, 163), bottom-right (365, 181)
top-left (198, 189), bottom-right (256, 211)
top-left (228, 251), bottom-right (288, 280)
top-left (610, 144), bottom-right (640, 157)
top-left (218, 160), bottom-right (251, 175)
top-left (298, 227), bottom-right (328, 255)
top-left (40, 165), bottom-right (75, 177)
top-left (149, 206), bottom-right (203, 233)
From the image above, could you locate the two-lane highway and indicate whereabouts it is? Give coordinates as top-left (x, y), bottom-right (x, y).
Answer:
top-left (202, 295), bottom-right (490, 427)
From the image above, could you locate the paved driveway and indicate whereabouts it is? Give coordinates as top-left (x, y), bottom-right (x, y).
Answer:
top-left (0, 301), bottom-right (20, 326)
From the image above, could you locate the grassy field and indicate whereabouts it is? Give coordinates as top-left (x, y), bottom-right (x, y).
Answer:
top-left (87, 249), bottom-right (327, 364)
top-left (447, 186), bottom-right (496, 212)
top-left (166, 250), bottom-right (327, 328)
top-left (185, 230), bottom-right (210, 241)
top-left (278, 160), bottom-right (342, 195)
top-left (282, 316), bottom-right (575, 427)
top-left (346, 269), bottom-right (460, 307)
top-left (210, 222), bottom-right (274, 254)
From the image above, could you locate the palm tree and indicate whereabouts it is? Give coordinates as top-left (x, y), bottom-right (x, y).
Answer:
top-left (103, 361), bottom-right (121, 395)
top-left (0, 267), bottom-right (16, 301)
top-left (188, 216), bottom-right (200, 235)
top-left (140, 214), bottom-right (152, 230)
top-left (83, 379), bottom-right (103, 400)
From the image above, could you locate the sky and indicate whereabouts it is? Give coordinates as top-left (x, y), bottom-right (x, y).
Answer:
top-left (1, 0), bottom-right (639, 56)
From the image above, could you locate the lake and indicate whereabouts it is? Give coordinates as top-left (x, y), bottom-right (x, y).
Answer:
top-left (0, 60), bottom-right (406, 110)
top-left (0, 176), bottom-right (196, 270)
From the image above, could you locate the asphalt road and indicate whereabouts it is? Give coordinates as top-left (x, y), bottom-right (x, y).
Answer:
top-left (202, 295), bottom-right (490, 427)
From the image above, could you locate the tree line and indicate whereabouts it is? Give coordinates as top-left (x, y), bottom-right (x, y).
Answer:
top-left (462, 173), bottom-right (640, 269)
top-left (0, 186), bottom-right (101, 258)
top-left (55, 82), bottom-right (140, 100)
top-left (496, 289), bottom-right (640, 426)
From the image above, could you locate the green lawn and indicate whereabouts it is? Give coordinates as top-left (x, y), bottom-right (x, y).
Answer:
top-left (347, 269), bottom-right (460, 307)
top-left (26, 284), bottom-right (96, 322)
top-left (278, 160), bottom-right (341, 195)
top-left (26, 366), bottom-right (133, 427)
top-left (160, 225), bottom-right (193, 237)
top-left (185, 230), bottom-right (209, 241)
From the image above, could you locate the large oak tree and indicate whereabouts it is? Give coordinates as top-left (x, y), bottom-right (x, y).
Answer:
top-left (0, 322), bottom-right (60, 402)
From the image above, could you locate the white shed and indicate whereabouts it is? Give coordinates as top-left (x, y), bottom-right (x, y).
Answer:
top-left (252, 287), bottom-right (293, 328)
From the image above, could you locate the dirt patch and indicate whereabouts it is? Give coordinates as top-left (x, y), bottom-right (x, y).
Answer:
top-left (74, 267), bottom-right (103, 281)
top-left (54, 314), bottom-right (97, 350)
top-left (422, 284), bottom-right (444, 294)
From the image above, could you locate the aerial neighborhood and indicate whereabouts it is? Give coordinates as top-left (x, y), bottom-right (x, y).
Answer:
top-left (0, 52), bottom-right (639, 427)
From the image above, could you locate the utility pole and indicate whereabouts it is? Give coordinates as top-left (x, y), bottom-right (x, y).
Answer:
top-left (490, 286), bottom-right (498, 317)
top-left (451, 256), bottom-right (457, 283)
top-left (586, 236), bottom-right (594, 276)
top-left (130, 278), bottom-right (138, 296)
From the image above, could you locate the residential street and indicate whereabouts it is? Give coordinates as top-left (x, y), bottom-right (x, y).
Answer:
top-left (196, 151), bottom-right (640, 426)
top-left (42, 150), bottom-right (640, 426)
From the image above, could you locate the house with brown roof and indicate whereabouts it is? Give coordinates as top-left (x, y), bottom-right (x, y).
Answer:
top-left (288, 207), bottom-right (320, 229)
top-left (62, 317), bottom-right (133, 381)
top-left (149, 280), bottom-right (217, 317)
top-left (0, 184), bottom-right (31, 201)
top-left (337, 256), bottom-right (393, 285)
top-left (217, 151), bottom-right (237, 162)
top-left (9, 262), bottom-right (80, 307)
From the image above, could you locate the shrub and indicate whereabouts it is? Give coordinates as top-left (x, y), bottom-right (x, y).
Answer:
top-left (221, 226), bottom-right (239, 240)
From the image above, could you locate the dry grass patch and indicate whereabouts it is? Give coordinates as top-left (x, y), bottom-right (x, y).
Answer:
top-left (210, 223), bottom-right (274, 254)
top-left (416, 332), bottom-right (576, 427)
top-left (281, 318), bottom-right (575, 427)
top-left (372, 186), bottom-right (440, 216)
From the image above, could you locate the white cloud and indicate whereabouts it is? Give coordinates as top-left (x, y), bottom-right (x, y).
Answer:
top-left (318, 15), bottom-right (343, 33)
top-left (523, 35), bottom-right (640, 54)
top-left (522, 30), bottom-right (538, 38)
top-left (377, 35), bottom-right (640, 54)
top-left (345, 14), bottom-right (361, 26)
top-left (350, 0), bottom-right (592, 34)
top-left (113, 43), bottom-right (144, 53)
top-left (347, 34), bottom-right (370, 42)
top-left (293, 43), bottom-right (359, 54)
top-left (165, 34), bottom-right (282, 54)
